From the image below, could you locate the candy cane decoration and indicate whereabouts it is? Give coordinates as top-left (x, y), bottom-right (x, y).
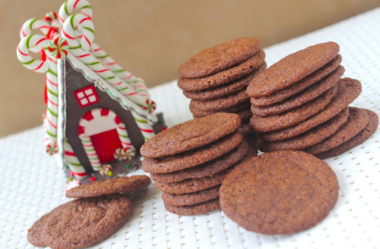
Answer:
top-left (79, 134), bottom-right (101, 171)
top-left (17, 34), bottom-right (59, 155)
top-left (91, 44), bottom-right (150, 98)
top-left (131, 111), bottom-right (155, 142)
top-left (64, 138), bottom-right (88, 179)
top-left (58, 0), bottom-right (93, 24)
top-left (58, 0), bottom-right (151, 99)
top-left (115, 117), bottom-right (134, 150)
top-left (61, 14), bottom-right (152, 106)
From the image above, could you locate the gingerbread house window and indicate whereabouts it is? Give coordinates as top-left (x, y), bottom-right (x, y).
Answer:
top-left (74, 86), bottom-right (99, 107)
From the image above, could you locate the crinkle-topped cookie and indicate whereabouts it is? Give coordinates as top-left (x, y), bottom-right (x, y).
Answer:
top-left (141, 113), bottom-right (241, 158)
top-left (220, 151), bottom-right (339, 234)
top-left (247, 42), bottom-right (340, 97)
top-left (178, 38), bottom-right (261, 79)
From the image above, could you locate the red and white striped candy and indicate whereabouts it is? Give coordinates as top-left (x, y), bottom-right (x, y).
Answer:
top-left (64, 138), bottom-right (88, 179)
top-left (18, 35), bottom-right (59, 154)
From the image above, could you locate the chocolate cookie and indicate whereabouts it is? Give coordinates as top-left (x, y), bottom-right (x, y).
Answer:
top-left (250, 54), bottom-right (342, 107)
top-left (257, 78), bottom-right (362, 141)
top-left (190, 102), bottom-right (251, 119)
top-left (141, 113), bottom-right (241, 158)
top-left (150, 141), bottom-right (248, 183)
top-left (42, 195), bottom-right (132, 249)
top-left (162, 185), bottom-right (220, 206)
top-left (305, 107), bottom-right (369, 154)
top-left (66, 175), bottom-right (151, 198)
top-left (247, 42), bottom-right (340, 97)
top-left (178, 38), bottom-right (261, 79)
top-left (28, 213), bottom-right (51, 247)
top-left (183, 63), bottom-right (266, 100)
top-left (143, 131), bottom-right (243, 174)
top-left (250, 84), bottom-right (338, 132)
top-left (316, 109), bottom-right (378, 159)
top-left (244, 133), bottom-right (258, 159)
top-left (164, 198), bottom-right (220, 216)
top-left (155, 168), bottom-right (233, 194)
top-left (238, 123), bottom-right (255, 135)
top-left (191, 89), bottom-right (249, 111)
top-left (178, 50), bottom-right (266, 91)
top-left (220, 151), bottom-right (339, 234)
top-left (251, 66), bottom-right (344, 117)
top-left (258, 107), bottom-right (348, 152)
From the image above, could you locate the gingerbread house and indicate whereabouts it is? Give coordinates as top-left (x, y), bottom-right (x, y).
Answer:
top-left (17, 0), bottom-right (165, 185)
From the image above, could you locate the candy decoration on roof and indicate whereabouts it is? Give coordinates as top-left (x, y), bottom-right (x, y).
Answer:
top-left (16, 0), bottom-right (166, 183)
top-left (58, 0), bottom-right (151, 99)
top-left (48, 37), bottom-right (69, 59)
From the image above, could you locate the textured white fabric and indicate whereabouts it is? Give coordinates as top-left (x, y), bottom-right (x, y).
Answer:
top-left (1, 8), bottom-right (380, 249)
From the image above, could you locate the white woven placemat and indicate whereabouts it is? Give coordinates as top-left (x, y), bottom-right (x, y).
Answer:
top-left (1, 8), bottom-right (380, 249)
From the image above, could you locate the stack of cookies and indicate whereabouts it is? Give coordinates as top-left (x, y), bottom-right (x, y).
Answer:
top-left (141, 113), bottom-right (256, 215)
top-left (177, 38), bottom-right (266, 135)
top-left (27, 176), bottom-right (151, 248)
top-left (248, 42), bottom-right (378, 158)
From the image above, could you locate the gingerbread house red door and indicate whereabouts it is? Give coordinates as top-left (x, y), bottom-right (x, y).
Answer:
top-left (78, 108), bottom-right (132, 170)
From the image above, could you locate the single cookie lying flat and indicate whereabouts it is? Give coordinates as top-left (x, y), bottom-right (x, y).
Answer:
top-left (257, 78), bottom-right (362, 141)
top-left (162, 186), bottom-right (220, 206)
top-left (258, 107), bottom-right (348, 152)
top-left (178, 38), bottom-right (261, 79)
top-left (141, 113), bottom-right (241, 158)
top-left (183, 63), bottom-right (266, 100)
top-left (250, 84), bottom-right (338, 132)
top-left (250, 54), bottom-right (342, 107)
top-left (251, 66), bottom-right (344, 116)
top-left (28, 213), bottom-right (51, 247)
top-left (316, 109), bottom-right (378, 159)
top-left (150, 141), bottom-right (248, 183)
top-left (247, 42), bottom-right (339, 97)
top-left (220, 151), bottom-right (339, 234)
top-left (164, 198), bottom-right (220, 216)
top-left (41, 195), bottom-right (132, 249)
top-left (305, 107), bottom-right (369, 154)
top-left (143, 131), bottom-right (243, 174)
top-left (66, 175), bottom-right (151, 198)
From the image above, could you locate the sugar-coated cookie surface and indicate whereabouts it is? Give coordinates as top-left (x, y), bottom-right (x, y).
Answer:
top-left (257, 78), bottom-right (362, 141)
top-left (250, 54), bottom-right (342, 107)
top-left (164, 198), bottom-right (220, 216)
top-left (150, 141), bottom-right (248, 183)
top-left (258, 107), bottom-right (349, 151)
top-left (155, 167), bottom-right (233, 194)
top-left (140, 113), bottom-right (241, 158)
top-left (36, 195), bottom-right (132, 249)
top-left (183, 62), bottom-right (266, 101)
top-left (251, 66), bottom-right (344, 116)
top-left (250, 84), bottom-right (338, 132)
top-left (305, 107), bottom-right (369, 154)
top-left (220, 151), bottom-right (339, 235)
top-left (143, 132), bottom-right (243, 174)
top-left (190, 102), bottom-right (250, 118)
top-left (66, 175), bottom-right (151, 198)
top-left (162, 186), bottom-right (220, 206)
top-left (316, 109), bottom-right (378, 159)
top-left (178, 50), bottom-right (265, 91)
top-left (247, 42), bottom-right (340, 97)
top-left (190, 89), bottom-right (250, 111)
top-left (178, 38), bottom-right (261, 79)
